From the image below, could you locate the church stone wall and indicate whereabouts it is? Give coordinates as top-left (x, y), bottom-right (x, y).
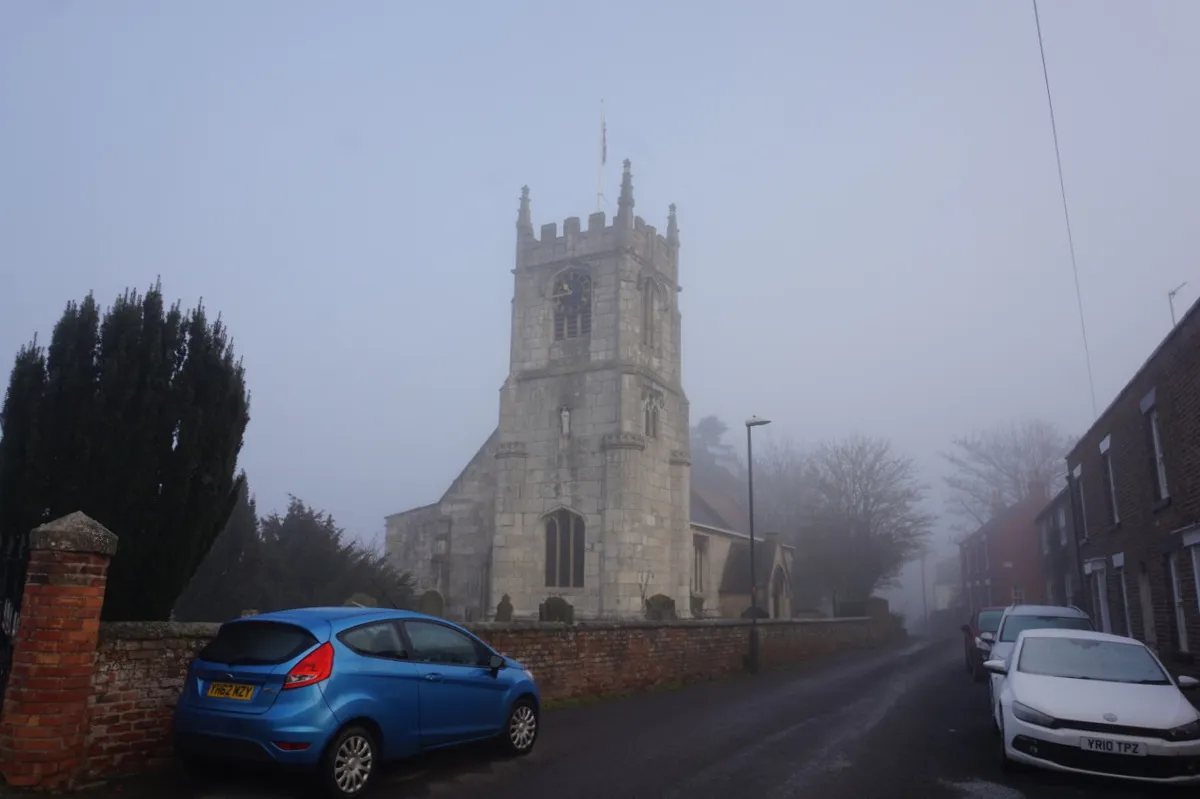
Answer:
top-left (493, 191), bottom-right (690, 618)
top-left (493, 368), bottom-right (616, 618)
top-left (385, 504), bottom-right (440, 595)
top-left (386, 432), bottom-right (498, 620)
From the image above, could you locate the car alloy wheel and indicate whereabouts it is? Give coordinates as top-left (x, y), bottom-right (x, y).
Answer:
top-left (323, 725), bottom-right (377, 798)
top-left (501, 698), bottom-right (539, 756)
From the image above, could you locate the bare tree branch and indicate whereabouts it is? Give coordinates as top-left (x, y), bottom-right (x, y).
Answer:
top-left (942, 419), bottom-right (1074, 534)
top-left (754, 434), bottom-right (934, 602)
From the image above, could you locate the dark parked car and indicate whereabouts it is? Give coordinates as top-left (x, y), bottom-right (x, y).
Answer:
top-left (962, 606), bottom-right (1006, 682)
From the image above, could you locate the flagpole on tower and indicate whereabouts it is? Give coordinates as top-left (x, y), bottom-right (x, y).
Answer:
top-left (596, 98), bottom-right (607, 212)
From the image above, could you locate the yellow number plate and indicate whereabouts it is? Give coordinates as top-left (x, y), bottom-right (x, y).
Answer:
top-left (207, 681), bottom-right (254, 700)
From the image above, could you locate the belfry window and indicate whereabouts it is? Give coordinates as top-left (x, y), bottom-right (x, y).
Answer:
top-left (642, 280), bottom-right (660, 347)
top-left (544, 509), bottom-right (585, 588)
top-left (643, 391), bottom-right (664, 439)
top-left (552, 271), bottom-right (592, 341)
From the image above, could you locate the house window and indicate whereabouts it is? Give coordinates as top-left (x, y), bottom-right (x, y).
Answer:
top-left (1071, 464), bottom-right (1089, 541)
top-left (1168, 552), bottom-right (1189, 652)
top-left (692, 535), bottom-right (708, 593)
top-left (1117, 567), bottom-right (1132, 638)
top-left (543, 509), bottom-right (585, 588)
top-left (643, 391), bottom-right (663, 439)
top-left (1100, 435), bottom-right (1118, 525)
top-left (1057, 506), bottom-right (1067, 546)
top-left (1192, 543), bottom-right (1200, 616)
top-left (1142, 397), bottom-right (1169, 501)
top-left (1012, 586), bottom-right (1025, 604)
top-left (552, 270), bottom-right (593, 341)
top-left (1092, 568), bottom-right (1112, 633)
top-left (982, 534), bottom-right (989, 572)
top-left (642, 280), bottom-right (660, 347)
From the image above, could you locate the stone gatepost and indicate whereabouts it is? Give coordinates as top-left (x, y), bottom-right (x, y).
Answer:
top-left (0, 512), bottom-right (117, 790)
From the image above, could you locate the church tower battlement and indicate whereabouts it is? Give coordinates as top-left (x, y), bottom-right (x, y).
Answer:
top-left (492, 160), bottom-right (692, 619)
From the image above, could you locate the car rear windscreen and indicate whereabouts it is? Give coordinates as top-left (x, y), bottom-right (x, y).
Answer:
top-left (198, 621), bottom-right (318, 666)
top-left (977, 610), bottom-right (1003, 633)
top-left (999, 614), bottom-right (1093, 642)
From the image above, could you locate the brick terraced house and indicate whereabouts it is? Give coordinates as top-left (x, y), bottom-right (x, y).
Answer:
top-left (959, 483), bottom-right (1050, 611)
top-left (1035, 486), bottom-right (1082, 611)
top-left (1067, 295), bottom-right (1200, 675)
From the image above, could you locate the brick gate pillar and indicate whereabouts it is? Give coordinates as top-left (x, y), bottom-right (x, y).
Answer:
top-left (0, 512), bottom-right (117, 790)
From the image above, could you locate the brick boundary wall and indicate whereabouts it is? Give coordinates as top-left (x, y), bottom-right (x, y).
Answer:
top-left (0, 513), bottom-right (117, 790)
top-left (0, 513), bottom-right (900, 789)
top-left (81, 615), bottom-right (895, 780)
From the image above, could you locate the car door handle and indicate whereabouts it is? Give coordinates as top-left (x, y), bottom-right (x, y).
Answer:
top-left (424, 673), bottom-right (443, 682)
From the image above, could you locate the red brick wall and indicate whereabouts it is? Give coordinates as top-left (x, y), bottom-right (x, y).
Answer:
top-left (82, 616), bottom-right (894, 779)
top-left (0, 542), bottom-right (111, 789)
top-left (1068, 298), bottom-right (1200, 670)
top-left (960, 492), bottom-right (1049, 609)
top-left (86, 622), bottom-right (219, 779)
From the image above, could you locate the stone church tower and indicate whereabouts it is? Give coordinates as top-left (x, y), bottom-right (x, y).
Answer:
top-left (490, 161), bottom-right (692, 618)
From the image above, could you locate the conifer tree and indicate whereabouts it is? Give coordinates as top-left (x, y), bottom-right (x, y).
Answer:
top-left (0, 282), bottom-right (250, 620)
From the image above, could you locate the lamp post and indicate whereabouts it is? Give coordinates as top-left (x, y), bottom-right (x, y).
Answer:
top-left (745, 415), bottom-right (771, 673)
top-left (920, 547), bottom-right (930, 634)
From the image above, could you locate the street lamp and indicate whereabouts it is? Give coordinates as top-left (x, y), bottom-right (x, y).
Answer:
top-left (745, 415), bottom-right (771, 673)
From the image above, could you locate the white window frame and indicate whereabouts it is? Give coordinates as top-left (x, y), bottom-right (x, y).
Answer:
top-left (1113, 553), bottom-right (1132, 638)
top-left (1057, 505), bottom-right (1067, 546)
top-left (1192, 544), bottom-right (1200, 616)
top-left (1086, 561), bottom-right (1112, 633)
top-left (1072, 464), bottom-right (1089, 541)
top-left (1150, 409), bottom-right (1169, 500)
top-left (1100, 435), bottom-right (1119, 524)
top-left (1169, 552), bottom-right (1189, 653)
top-left (1141, 390), bottom-right (1169, 502)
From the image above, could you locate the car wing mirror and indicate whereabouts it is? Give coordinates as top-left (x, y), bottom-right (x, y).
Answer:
top-left (1178, 675), bottom-right (1199, 690)
top-left (488, 653), bottom-right (506, 672)
top-left (983, 659), bottom-right (1007, 675)
top-left (979, 632), bottom-right (995, 643)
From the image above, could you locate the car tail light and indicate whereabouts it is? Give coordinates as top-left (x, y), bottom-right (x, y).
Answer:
top-left (283, 642), bottom-right (333, 690)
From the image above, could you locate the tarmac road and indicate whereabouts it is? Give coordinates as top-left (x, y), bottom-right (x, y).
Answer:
top-left (104, 637), bottom-right (1188, 799)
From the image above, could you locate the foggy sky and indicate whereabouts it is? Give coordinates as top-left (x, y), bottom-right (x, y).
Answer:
top-left (3, 1), bottom-right (1198, 552)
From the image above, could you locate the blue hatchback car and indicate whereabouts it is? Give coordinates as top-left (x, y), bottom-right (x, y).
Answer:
top-left (172, 607), bottom-right (540, 798)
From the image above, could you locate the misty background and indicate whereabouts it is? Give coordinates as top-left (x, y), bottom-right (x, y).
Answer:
top-left (3, 1), bottom-right (1198, 621)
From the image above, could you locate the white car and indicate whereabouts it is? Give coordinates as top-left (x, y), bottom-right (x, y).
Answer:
top-left (985, 604), bottom-right (1093, 715)
top-left (985, 628), bottom-right (1200, 785)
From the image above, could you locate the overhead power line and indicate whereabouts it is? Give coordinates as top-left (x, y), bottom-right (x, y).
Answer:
top-left (1032, 0), bottom-right (1099, 420)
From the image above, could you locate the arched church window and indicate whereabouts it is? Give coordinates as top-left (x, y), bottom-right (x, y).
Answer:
top-left (552, 271), bottom-right (592, 341)
top-left (643, 391), bottom-right (664, 439)
top-left (642, 280), bottom-right (660, 347)
top-left (544, 509), bottom-right (585, 588)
